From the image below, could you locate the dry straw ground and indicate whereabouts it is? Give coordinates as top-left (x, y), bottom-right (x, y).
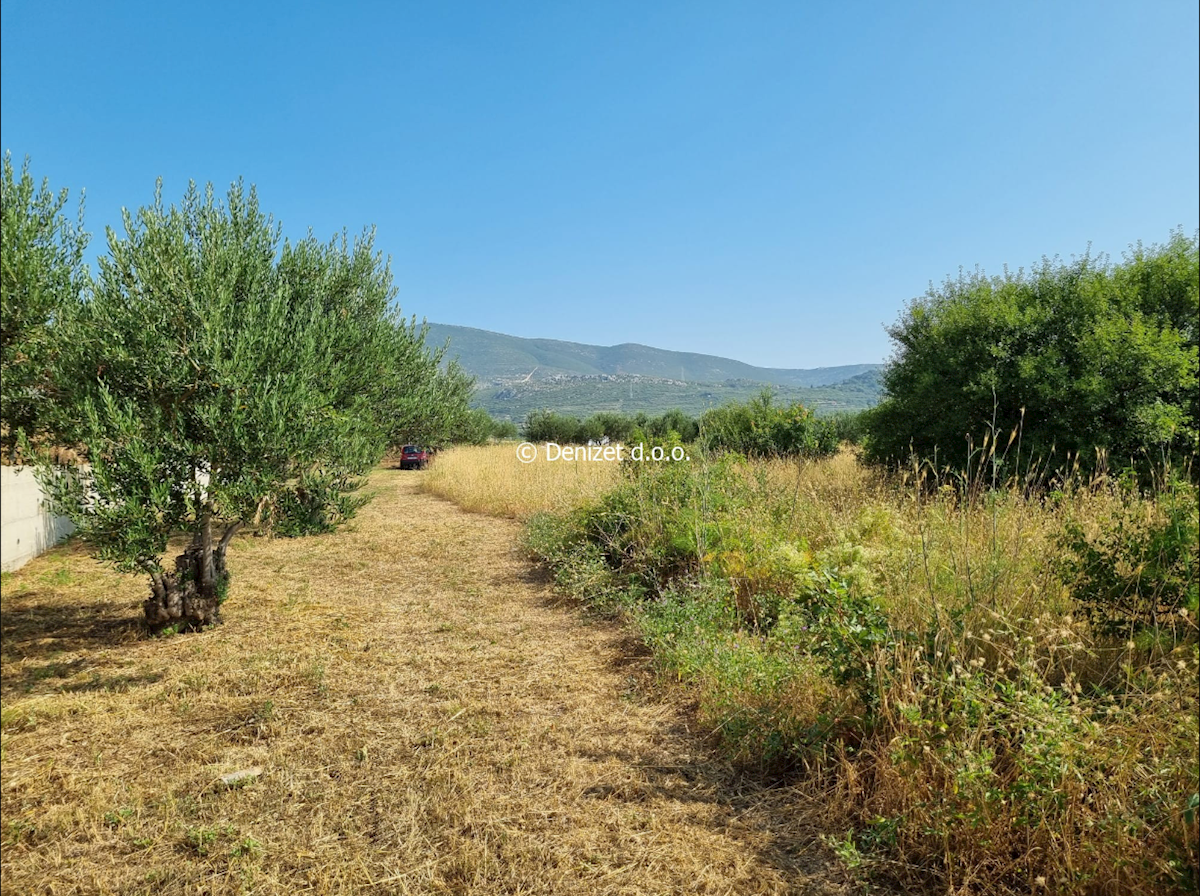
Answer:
top-left (1, 467), bottom-right (853, 895)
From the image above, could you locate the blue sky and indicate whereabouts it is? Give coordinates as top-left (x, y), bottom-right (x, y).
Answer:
top-left (2, 1), bottom-right (1197, 368)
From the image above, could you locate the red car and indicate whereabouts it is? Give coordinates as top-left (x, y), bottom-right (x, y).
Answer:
top-left (399, 445), bottom-right (429, 470)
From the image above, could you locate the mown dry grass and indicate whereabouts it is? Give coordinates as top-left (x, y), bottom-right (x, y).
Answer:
top-left (1, 468), bottom-right (854, 895)
top-left (422, 444), bottom-right (620, 518)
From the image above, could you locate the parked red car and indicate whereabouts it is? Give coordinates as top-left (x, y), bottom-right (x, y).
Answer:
top-left (399, 445), bottom-right (429, 470)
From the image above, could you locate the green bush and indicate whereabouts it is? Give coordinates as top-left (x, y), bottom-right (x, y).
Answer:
top-left (450, 407), bottom-right (518, 444)
top-left (825, 410), bottom-right (869, 445)
top-left (865, 232), bottom-right (1199, 475)
top-left (700, 389), bottom-right (838, 459)
top-left (646, 408), bottom-right (700, 442)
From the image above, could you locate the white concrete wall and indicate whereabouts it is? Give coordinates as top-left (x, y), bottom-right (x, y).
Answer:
top-left (1, 465), bottom-right (76, 572)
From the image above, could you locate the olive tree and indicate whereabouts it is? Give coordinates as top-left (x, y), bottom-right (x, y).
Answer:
top-left (0, 154), bottom-right (89, 457)
top-left (38, 179), bottom-right (411, 631)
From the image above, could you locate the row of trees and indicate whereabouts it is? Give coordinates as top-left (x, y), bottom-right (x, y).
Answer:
top-left (1, 156), bottom-right (480, 631)
top-left (523, 408), bottom-right (700, 444)
top-left (522, 395), bottom-right (843, 460)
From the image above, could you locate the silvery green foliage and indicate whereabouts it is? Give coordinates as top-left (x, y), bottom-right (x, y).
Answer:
top-left (38, 178), bottom-right (458, 599)
top-left (0, 154), bottom-right (89, 456)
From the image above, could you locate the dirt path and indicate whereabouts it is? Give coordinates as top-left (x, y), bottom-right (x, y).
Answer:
top-left (1, 471), bottom-right (850, 895)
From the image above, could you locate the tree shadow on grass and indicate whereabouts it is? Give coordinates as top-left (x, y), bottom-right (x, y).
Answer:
top-left (0, 594), bottom-right (146, 696)
top-left (0, 593), bottom-right (143, 656)
top-left (578, 745), bottom-right (857, 889)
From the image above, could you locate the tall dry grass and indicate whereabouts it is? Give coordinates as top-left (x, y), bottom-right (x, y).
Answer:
top-left (421, 443), bottom-right (620, 518)
top-left (512, 446), bottom-right (1200, 894)
top-left (751, 451), bottom-right (1078, 629)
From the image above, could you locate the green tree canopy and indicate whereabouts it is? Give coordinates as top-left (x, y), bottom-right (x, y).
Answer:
top-left (864, 232), bottom-right (1199, 475)
top-left (376, 331), bottom-right (477, 451)
top-left (0, 154), bottom-right (89, 457)
top-left (37, 179), bottom-right (448, 630)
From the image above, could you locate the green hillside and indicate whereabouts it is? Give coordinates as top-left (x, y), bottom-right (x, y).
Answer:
top-left (426, 323), bottom-right (880, 387)
top-left (422, 323), bottom-right (883, 420)
top-left (474, 370), bottom-right (882, 421)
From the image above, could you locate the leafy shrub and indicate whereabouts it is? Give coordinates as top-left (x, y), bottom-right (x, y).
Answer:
top-left (451, 407), bottom-right (518, 444)
top-left (646, 408), bottom-right (700, 442)
top-left (490, 417), bottom-right (519, 439)
top-left (701, 389), bottom-right (838, 459)
top-left (774, 568), bottom-right (889, 700)
top-left (825, 409), bottom-right (869, 445)
top-left (523, 409), bottom-right (574, 443)
top-left (864, 232), bottom-right (1199, 474)
top-left (523, 510), bottom-right (638, 609)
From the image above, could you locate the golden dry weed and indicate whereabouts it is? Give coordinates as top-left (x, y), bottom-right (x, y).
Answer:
top-left (422, 444), bottom-right (620, 518)
top-left (1, 469), bottom-right (852, 895)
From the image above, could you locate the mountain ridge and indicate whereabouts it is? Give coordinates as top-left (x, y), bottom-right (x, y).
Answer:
top-left (425, 322), bottom-right (881, 387)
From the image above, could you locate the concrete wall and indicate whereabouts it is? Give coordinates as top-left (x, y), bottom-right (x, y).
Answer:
top-left (1, 465), bottom-right (76, 572)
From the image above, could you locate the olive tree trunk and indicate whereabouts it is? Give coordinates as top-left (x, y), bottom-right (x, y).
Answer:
top-left (142, 518), bottom-right (243, 631)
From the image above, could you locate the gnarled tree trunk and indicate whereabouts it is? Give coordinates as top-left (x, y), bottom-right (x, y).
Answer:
top-left (142, 521), bottom-right (243, 632)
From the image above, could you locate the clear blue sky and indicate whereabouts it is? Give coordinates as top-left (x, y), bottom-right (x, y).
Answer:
top-left (3, 1), bottom-right (1197, 369)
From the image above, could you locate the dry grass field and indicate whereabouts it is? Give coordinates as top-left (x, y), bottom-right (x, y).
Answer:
top-left (422, 444), bottom-right (620, 518)
top-left (1, 468), bottom-right (852, 895)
